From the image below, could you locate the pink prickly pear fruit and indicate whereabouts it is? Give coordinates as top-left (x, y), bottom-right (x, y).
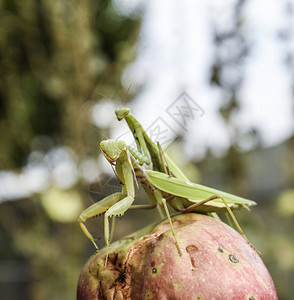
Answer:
top-left (77, 213), bottom-right (277, 300)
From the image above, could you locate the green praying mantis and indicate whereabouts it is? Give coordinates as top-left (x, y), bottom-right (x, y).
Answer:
top-left (78, 108), bottom-right (258, 266)
top-left (114, 107), bottom-right (257, 247)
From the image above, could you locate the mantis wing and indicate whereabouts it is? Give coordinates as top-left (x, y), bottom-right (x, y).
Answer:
top-left (145, 170), bottom-right (257, 207)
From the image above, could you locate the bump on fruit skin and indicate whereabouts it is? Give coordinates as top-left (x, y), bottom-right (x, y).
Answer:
top-left (77, 213), bottom-right (278, 300)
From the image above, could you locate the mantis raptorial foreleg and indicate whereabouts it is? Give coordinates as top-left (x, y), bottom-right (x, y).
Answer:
top-left (78, 192), bottom-right (124, 250)
top-left (127, 140), bottom-right (151, 165)
top-left (103, 194), bottom-right (135, 265)
top-left (79, 140), bottom-right (168, 267)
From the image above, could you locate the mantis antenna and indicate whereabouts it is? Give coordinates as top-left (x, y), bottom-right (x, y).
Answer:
top-left (88, 124), bottom-right (109, 140)
top-left (115, 130), bottom-right (132, 141)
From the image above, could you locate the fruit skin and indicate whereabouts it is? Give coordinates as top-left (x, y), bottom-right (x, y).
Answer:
top-left (77, 213), bottom-right (278, 300)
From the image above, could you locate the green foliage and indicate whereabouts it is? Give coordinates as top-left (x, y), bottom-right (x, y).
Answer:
top-left (0, 0), bottom-right (139, 169)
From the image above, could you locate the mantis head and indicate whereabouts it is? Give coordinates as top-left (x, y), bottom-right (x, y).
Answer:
top-left (115, 108), bottom-right (130, 120)
top-left (100, 140), bottom-right (126, 164)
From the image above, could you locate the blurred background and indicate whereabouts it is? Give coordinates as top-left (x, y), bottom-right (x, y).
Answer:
top-left (0, 0), bottom-right (294, 299)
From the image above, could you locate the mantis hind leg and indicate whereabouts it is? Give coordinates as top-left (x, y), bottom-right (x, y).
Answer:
top-left (180, 195), bottom-right (245, 236)
top-left (181, 194), bottom-right (260, 254)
